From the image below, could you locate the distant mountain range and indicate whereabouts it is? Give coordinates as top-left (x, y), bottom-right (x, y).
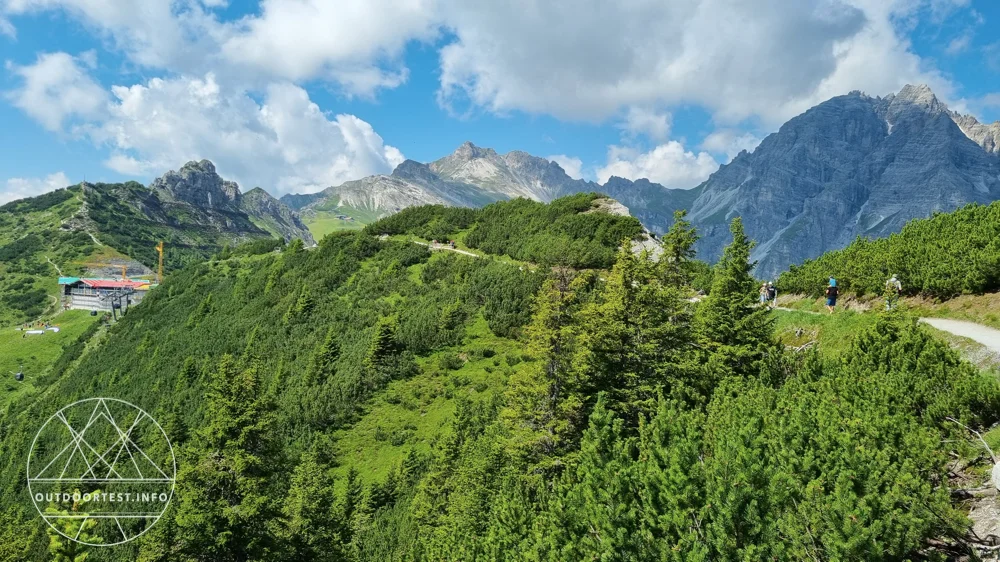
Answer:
top-left (281, 84), bottom-right (1000, 278)
top-left (7, 85), bottom-right (997, 280)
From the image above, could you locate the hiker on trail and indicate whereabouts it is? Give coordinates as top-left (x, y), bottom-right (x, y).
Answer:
top-left (885, 274), bottom-right (902, 311)
top-left (759, 283), bottom-right (769, 305)
top-left (825, 278), bottom-right (839, 314)
top-left (767, 282), bottom-right (777, 307)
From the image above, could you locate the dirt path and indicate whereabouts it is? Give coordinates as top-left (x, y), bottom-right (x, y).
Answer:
top-left (413, 241), bottom-right (480, 258)
top-left (45, 255), bottom-right (63, 276)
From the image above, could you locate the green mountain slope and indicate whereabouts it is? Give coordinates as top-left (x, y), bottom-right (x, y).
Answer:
top-left (0, 187), bottom-right (106, 325)
top-left (0, 180), bottom-right (290, 327)
top-left (365, 192), bottom-right (647, 269)
top-left (0, 203), bottom-right (996, 561)
top-left (778, 200), bottom-right (1000, 298)
top-left (0, 231), bottom-right (544, 560)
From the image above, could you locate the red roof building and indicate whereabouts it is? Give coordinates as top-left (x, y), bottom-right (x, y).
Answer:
top-left (80, 279), bottom-right (147, 290)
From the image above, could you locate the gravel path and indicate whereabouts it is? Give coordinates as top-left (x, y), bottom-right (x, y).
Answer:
top-left (918, 318), bottom-right (1000, 355)
top-left (776, 307), bottom-right (1000, 355)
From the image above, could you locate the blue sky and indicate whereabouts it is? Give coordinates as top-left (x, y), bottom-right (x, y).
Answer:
top-left (0, 0), bottom-right (997, 202)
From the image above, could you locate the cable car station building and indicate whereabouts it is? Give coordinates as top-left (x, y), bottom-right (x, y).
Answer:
top-left (58, 277), bottom-right (153, 312)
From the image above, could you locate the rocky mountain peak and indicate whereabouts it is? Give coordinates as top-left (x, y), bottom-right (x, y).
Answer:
top-left (881, 84), bottom-right (945, 124)
top-left (894, 84), bottom-right (939, 106)
top-left (391, 159), bottom-right (438, 182)
top-left (151, 159), bottom-right (241, 209)
top-left (453, 141), bottom-right (497, 161)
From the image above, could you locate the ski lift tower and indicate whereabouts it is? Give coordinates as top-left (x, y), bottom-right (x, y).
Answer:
top-left (99, 286), bottom-right (136, 322)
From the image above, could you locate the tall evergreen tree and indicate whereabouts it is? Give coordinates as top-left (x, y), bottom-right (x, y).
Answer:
top-left (363, 316), bottom-right (414, 392)
top-left (280, 449), bottom-right (345, 561)
top-left (45, 489), bottom-right (102, 561)
top-left (660, 209), bottom-right (699, 288)
top-left (173, 355), bottom-right (281, 561)
top-left (502, 273), bottom-right (584, 459)
top-left (575, 243), bottom-right (690, 421)
top-left (694, 217), bottom-right (774, 379)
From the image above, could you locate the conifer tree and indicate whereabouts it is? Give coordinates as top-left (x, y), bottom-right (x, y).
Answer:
top-left (502, 274), bottom-right (583, 459)
top-left (173, 355), bottom-right (281, 561)
top-left (532, 394), bottom-right (642, 560)
top-left (363, 316), bottom-right (414, 391)
top-left (575, 243), bottom-right (689, 420)
top-left (280, 449), bottom-right (344, 561)
top-left (694, 217), bottom-right (774, 379)
top-left (0, 509), bottom-right (32, 562)
top-left (309, 328), bottom-right (340, 385)
top-left (660, 209), bottom-right (699, 287)
top-left (638, 397), bottom-right (709, 559)
top-left (45, 489), bottom-right (102, 561)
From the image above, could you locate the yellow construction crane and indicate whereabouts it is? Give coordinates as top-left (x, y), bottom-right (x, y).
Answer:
top-left (156, 241), bottom-right (165, 284)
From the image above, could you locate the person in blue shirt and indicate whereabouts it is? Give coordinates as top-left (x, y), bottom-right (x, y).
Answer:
top-left (825, 278), bottom-right (838, 314)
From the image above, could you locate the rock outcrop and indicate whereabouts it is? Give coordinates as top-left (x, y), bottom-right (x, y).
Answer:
top-left (238, 188), bottom-right (316, 245)
top-left (151, 160), bottom-right (314, 244)
top-left (150, 160), bottom-right (240, 210)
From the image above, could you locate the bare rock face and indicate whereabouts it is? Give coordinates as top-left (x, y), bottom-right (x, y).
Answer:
top-left (429, 142), bottom-right (592, 202)
top-left (288, 142), bottom-right (701, 232)
top-left (150, 160), bottom-right (314, 243)
top-left (279, 84), bottom-right (1000, 276)
top-left (687, 84), bottom-right (1000, 279)
top-left (151, 160), bottom-right (241, 210)
top-left (239, 188), bottom-right (316, 245)
top-left (587, 196), bottom-right (663, 260)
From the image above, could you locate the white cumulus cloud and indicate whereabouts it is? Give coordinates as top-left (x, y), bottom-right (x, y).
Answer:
top-left (1, 172), bottom-right (71, 204)
top-left (597, 143), bottom-right (718, 189)
top-left (621, 107), bottom-right (672, 141)
top-left (219, 0), bottom-right (440, 95)
top-left (5, 51), bottom-right (107, 132)
top-left (547, 155), bottom-right (585, 180)
top-left (81, 73), bottom-right (405, 195)
top-left (701, 129), bottom-right (763, 162)
top-left (435, 0), bottom-right (966, 126)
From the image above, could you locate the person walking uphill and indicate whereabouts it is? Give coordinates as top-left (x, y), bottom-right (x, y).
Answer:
top-left (759, 282), bottom-right (769, 305)
top-left (767, 282), bottom-right (777, 307)
top-left (825, 278), bottom-right (839, 314)
top-left (885, 274), bottom-right (902, 311)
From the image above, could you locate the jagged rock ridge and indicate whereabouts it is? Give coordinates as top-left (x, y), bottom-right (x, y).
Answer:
top-left (152, 160), bottom-right (315, 245)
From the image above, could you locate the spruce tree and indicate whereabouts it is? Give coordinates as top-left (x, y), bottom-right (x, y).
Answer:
top-left (694, 217), bottom-right (774, 380)
top-left (575, 243), bottom-right (689, 421)
top-left (502, 274), bottom-right (583, 459)
top-left (173, 355), bottom-right (281, 561)
top-left (660, 209), bottom-right (699, 288)
top-left (280, 450), bottom-right (344, 561)
top-left (45, 489), bottom-right (102, 561)
top-left (363, 316), bottom-right (413, 391)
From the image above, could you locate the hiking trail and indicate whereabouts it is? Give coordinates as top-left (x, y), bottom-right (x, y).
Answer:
top-left (775, 307), bottom-right (1000, 355)
top-left (413, 241), bottom-right (480, 258)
